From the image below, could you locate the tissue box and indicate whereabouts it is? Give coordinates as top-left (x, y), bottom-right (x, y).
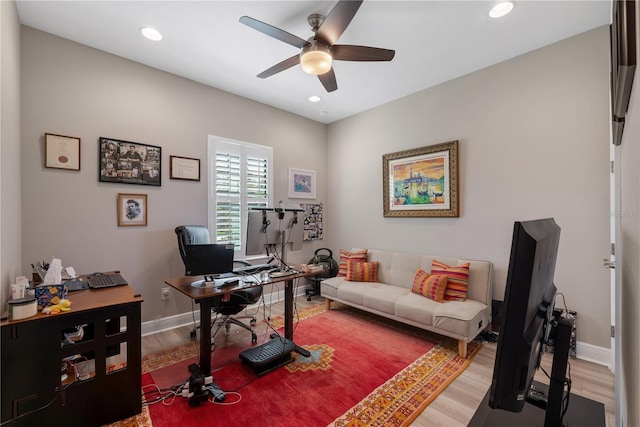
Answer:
top-left (35, 284), bottom-right (68, 310)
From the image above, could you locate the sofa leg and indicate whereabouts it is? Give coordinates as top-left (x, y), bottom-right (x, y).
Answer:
top-left (458, 340), bottom-right (468, 359)
top-left (325, 298), bottom-right (332, 311)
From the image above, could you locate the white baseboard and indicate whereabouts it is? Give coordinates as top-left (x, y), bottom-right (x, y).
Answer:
top-left (141, 286), bottom-right (309, 337)
top-left (576, 341), bottom-right (611, 368)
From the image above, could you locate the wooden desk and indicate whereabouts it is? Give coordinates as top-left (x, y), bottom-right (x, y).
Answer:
top-left (165, 271), bottom-right (312, 376)
top-left (1, 285), bottom-right (143, 426)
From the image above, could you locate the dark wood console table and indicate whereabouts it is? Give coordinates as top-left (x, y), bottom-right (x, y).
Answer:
top-left (1, 285), bottom-right (143, 426)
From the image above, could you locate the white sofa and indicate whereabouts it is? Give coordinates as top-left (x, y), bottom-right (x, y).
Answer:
top-left (321, 248), bottom-right (493, 358)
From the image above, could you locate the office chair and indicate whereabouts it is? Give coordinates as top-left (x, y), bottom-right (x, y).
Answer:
top-left (175, 225), bottom-right (261, 346)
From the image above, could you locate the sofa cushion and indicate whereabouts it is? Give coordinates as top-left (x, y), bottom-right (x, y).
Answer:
top-left (431, 260), bottom-right (469, 301)
top-left (393, 293), bottom-right (438, 326)
top-left (346, 261), bottom-right (378, 282)
top-left (338, 249), bottom-right (368, 277)
top-left (432, 300), bottom-right (490, 339)
top-left (411, 269), bottom-right (448, 303)
top-left (337, 281), bottom-right (384, 306)
top-left (362, 284), bottom-right (410, 315)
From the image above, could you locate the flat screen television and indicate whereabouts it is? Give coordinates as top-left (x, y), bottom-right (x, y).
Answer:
top-left (245, 209), bottom-right (303, 260)
top-left (489, 218), bottom-right (568, 425)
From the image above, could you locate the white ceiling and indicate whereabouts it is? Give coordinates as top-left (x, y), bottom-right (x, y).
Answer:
top-left (15, 1), bottom-right (611, 124)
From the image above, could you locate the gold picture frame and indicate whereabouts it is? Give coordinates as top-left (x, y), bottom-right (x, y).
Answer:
top-left (383, 141), bottom-right (459, 217)
top-left (117, 193), bottom-right (148, 226)
top-left (45, 133), bottom-right (81, 170)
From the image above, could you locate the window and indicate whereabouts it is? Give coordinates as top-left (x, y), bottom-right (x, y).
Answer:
top-left (208, 136), bottom-right (273, 258)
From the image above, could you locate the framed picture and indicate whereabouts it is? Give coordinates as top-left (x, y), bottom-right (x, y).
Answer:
top-left (383, 140), bottom-right (459, 217)
top-left (45, 133), bottom-right (81, 170)
top-left (99, 137), bottom-right (161, 186)
top-left (288, 168), bottom-right (316, 199)
top-left (170, 155), bottom-right (200, 181)
top-left (117, 193), bottom-right (148, 226)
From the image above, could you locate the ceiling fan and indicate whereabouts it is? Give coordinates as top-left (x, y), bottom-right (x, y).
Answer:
top-left (239, 0), bottom-right (395, 92)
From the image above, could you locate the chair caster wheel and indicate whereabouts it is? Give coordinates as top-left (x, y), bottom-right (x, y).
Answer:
top-left (251, 333), bottom-right (257, 343)
top-left (307, 296), bottom-right (312, 302)
top-left (190, 330), bottom-right (197, 339)
top-left (250, 318), bottom-right (256, 326)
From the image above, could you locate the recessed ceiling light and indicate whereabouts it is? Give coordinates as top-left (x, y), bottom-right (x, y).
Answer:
top-left (319, 111), bottom-right (329, 117)
top-left (140, 26), bottom-right (163, 41)
top-left (309, 95), bottom-right (321, 103)
top-left (489, 2), bottom-right (514, 18)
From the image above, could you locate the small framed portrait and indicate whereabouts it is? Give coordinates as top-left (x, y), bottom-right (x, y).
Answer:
top-left (45, 133), bottom-right (81, 170)
top-left (117, 193), bottom-right (148, 227)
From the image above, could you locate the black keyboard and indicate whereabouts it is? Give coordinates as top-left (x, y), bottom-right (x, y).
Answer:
top-left (87, 273), bottom-right (128, 289)
top-left (233, 263), bottom-right (278, 275)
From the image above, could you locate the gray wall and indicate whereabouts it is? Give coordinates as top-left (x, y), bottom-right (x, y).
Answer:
top-left (326, 27), bottom-right (612, 350)
top-left (1, 1), bottom-right (22, 311)
top-left (619, 3), bottom-right (640, 425)
top-left (20, 27), bottom-right (327, 322)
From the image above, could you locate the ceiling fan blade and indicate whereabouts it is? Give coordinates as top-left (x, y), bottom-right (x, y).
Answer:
top-left (318, 68), bottom-right (338, 92)
top-left (240, 16), bottom-right (310, 49)
top-left (316, 0), bottom-right (363, 46)
top-left (257, 55), bottom-right (301, 79)
top-left (332, 45), bottom-right (395, 61)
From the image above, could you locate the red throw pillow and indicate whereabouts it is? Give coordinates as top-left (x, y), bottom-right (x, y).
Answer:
top-left (338, 249), bottom-right (368, 277)
top-left (411, 269), bottom-right (448, 303)
top-left (431, 260), bottom-right (470, 301)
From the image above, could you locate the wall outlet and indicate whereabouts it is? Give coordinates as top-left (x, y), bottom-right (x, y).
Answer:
top-left (161, 287), bottom-right (170, 301)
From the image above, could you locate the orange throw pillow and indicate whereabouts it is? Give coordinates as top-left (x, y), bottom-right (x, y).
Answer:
top-left (431, 260), bottom-right (470, 301)
top-left (411, 269), bottom-right (448, 303)
top-left (345, 261), bottom-right (378, 282)
top-left (338, 249), bottom-right (368, 277)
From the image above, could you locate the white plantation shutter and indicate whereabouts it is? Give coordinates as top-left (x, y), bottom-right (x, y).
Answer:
top-left (209, 137), bottom-right (272, 257)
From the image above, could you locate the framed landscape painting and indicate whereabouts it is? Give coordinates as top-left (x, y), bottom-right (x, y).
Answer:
top-left (382, 141), bottom-right (459, 217)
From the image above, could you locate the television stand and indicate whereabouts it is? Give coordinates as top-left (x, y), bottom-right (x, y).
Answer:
top-left (468, 380), bottom-right (605, 427)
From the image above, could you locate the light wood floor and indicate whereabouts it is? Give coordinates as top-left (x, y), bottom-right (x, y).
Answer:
top-left (142, 296), bottom-right (615, 427)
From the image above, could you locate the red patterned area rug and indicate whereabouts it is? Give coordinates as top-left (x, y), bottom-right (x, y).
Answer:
top-left (106, 304), bottom-right (480, 427)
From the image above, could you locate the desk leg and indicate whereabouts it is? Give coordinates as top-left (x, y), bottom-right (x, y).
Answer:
top-left (284, 278), bottom-right (310, 357)
top-left (199, 298), bottom-right (212, 376)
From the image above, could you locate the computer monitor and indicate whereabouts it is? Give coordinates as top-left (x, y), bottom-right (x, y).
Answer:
top-left (489, 218), bottom-right (567, 426)
top-left (245, 209), bottom-right (303, 258)
top-left (183, 244), bottom-right (234, 276)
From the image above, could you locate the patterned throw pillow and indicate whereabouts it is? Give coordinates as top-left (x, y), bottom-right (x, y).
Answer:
top-left (338, 249), bottom-right (368, 277)
top-left (431, 260), bottom-right (470, 301)
top-left (411, 269), bottom-right (449, 303)
top-left (345, 261), bottom-right (378, 282)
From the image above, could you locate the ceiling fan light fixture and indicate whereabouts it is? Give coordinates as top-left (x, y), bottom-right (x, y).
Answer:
top-left (300, 41), bottom-right (332, 75)
top-left (489, 2), bottom-right (514, 18)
